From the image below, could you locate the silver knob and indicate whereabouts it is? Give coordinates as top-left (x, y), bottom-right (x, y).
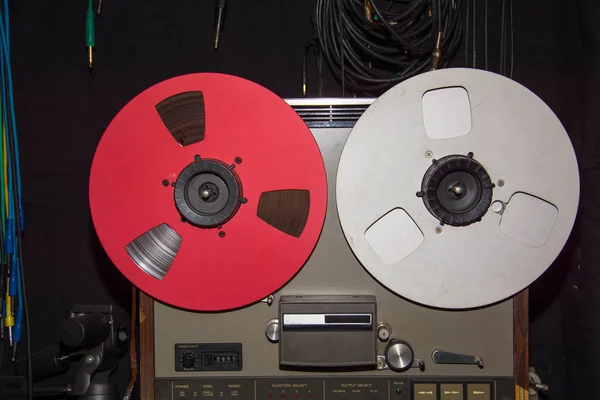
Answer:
top-left (385, 339), bottom-right (414, 372)
top-left (265, 318), bottom-right (280, 343)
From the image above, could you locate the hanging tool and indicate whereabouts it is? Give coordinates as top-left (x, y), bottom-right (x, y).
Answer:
top-left (214, 0), bottom-right (226, 50)
top-left (86, 0), bottom-right (95, 69)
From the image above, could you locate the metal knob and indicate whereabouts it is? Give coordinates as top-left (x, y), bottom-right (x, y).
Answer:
top-left (265, 318), bottom-right (280, 343)
top-left (385, 339), bottom-right (414, 372)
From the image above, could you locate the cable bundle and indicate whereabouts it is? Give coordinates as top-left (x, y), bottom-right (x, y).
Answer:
top-left (313, 0), bottom-right (465, 95)
top-left (0, 1), bottom-right (31, 399)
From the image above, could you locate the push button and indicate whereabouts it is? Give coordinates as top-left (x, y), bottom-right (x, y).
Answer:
top-left (467, 384), bottom-right (491, 400)
top-left (440, 384), bottom-right (464, 400)
top-left (413, 383), bottom-right (436, 400)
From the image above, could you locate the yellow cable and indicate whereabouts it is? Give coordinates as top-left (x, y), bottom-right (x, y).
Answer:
top-left (5, 279), bottom-right (13, 345)
top-left (2, 123), bottom-right (7, 215)
top-left (5, 279), bottom-right (13, 327)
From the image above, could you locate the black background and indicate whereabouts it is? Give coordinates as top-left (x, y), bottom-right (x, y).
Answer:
top-left (0, 1), bottom-right (598, 399)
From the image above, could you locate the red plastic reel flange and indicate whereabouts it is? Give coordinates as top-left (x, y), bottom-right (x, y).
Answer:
top-left (89, 73), bottom-right (327, 311)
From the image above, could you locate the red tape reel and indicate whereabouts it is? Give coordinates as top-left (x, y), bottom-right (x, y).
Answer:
top-left (89, 73), bottom-right (327, 311)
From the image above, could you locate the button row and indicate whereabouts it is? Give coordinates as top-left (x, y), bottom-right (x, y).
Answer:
top-left (413, 383), bottom-right (491, 400)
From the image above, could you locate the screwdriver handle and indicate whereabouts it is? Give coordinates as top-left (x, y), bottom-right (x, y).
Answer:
top-left (86, 0), bottom-right (95, 68)
top-left (86, 1), bottom-right (95, 47)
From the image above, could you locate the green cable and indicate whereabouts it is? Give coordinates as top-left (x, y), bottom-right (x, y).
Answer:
top-left (86, 0), bottom-right (95, 69)
top-left (0, 83), bottom-right (5, 265)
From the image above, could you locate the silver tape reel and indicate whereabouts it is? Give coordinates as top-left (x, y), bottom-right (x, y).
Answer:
top-left (336, 68), bottom-right (579, 309)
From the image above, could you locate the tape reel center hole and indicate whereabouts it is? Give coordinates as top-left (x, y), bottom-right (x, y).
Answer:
top-left (175, 158), bottom-right (243, 228)
top-left (199, 180), bottom-right (220, 204)
top-left (438, 171), bottom-right (482, 212)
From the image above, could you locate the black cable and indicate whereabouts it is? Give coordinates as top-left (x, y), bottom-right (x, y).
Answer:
top-left (316, 44), bottom-right (323, 97)
top-left (0, 217), bottom-right (5, 343)
top-left (314, 0), bottom-right (464, 95)
top-left (509, 0), bottom-right (514, 78)
top-left (368, 1), bottom-right (432, 54)
top-left (0, 335), bottom-right (3, 372)
top-left (437, 0), bottom-right (442, 35)
top-left (500, 0), bottom-right (506, 75)
top-left (338, 0), bottom-right (345, 96)
top-left (302, 38), bottom-right (326, 97)
top-left (471, 0), bottom-right (476, 67)
top-left (484, 0), bottom-right (488, 70)
top-left (6, 105), bottom-right (31, 400)
top-left (464, 0), bottom-right (469, 67)
top-left (302, 39), bottom-right (315, 96)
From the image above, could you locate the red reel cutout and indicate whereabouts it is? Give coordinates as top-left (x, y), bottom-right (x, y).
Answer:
top-left (89, 73), bottom-right (327, 311)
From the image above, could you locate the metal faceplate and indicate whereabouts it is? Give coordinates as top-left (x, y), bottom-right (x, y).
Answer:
top-left (153, 98), bottom-right (513, 382)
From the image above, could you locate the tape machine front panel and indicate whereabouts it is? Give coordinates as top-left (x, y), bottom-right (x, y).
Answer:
top-left (88, 69), bottom-right (580, 400)
top-left (153, 99), bottom-right (514, 392)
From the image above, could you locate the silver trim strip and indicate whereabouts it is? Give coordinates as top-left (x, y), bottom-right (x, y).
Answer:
top-left (282, 313), bottom-right (373, 327)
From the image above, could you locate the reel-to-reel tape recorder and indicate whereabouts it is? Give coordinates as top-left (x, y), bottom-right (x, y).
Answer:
top-left (89, 69), bottom-right (579, 400)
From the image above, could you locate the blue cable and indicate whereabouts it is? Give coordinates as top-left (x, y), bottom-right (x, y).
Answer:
top-left (8, 256), bottom-right (17, 336)
top-left (8, 255), bottom-right (16, 297)
top-left (13, 256), bottom-right (22, 350)
top-left (0, 1), bottom-right (28, 388)
top-left (1, 0), bottom-right (7, 63)
top-left (0, 28), bottom-right (13, 255)
top-left (0, 0), bottom-right (16, 348)
top-left (0, 4), bottom-right (22, 233)
top-left (2, 0), bottom-right (8, 53)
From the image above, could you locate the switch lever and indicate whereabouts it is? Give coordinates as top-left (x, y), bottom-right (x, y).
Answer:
top-left (431, 349), bottom-right (484, 368)
top-left (413, 359), bottom-right (425, 371)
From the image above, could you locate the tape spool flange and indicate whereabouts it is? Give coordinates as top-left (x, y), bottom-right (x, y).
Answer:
top-left (89, 73), bottom-right (327, 311)
top-left (336, 68), bottom-right (579, 309)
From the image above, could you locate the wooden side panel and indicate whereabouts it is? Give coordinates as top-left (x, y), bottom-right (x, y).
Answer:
top-left (139, 291), bottom-right (155, 400)
top-left (514, 289), bottom-right (530, 399)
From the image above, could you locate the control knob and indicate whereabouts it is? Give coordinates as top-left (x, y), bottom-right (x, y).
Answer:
top-left (385, 339), bottom-right (414, 372)
top-left (181, 352), bottom-right (197, 368)
top-left (265, 318), bottom-right (280, 343)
